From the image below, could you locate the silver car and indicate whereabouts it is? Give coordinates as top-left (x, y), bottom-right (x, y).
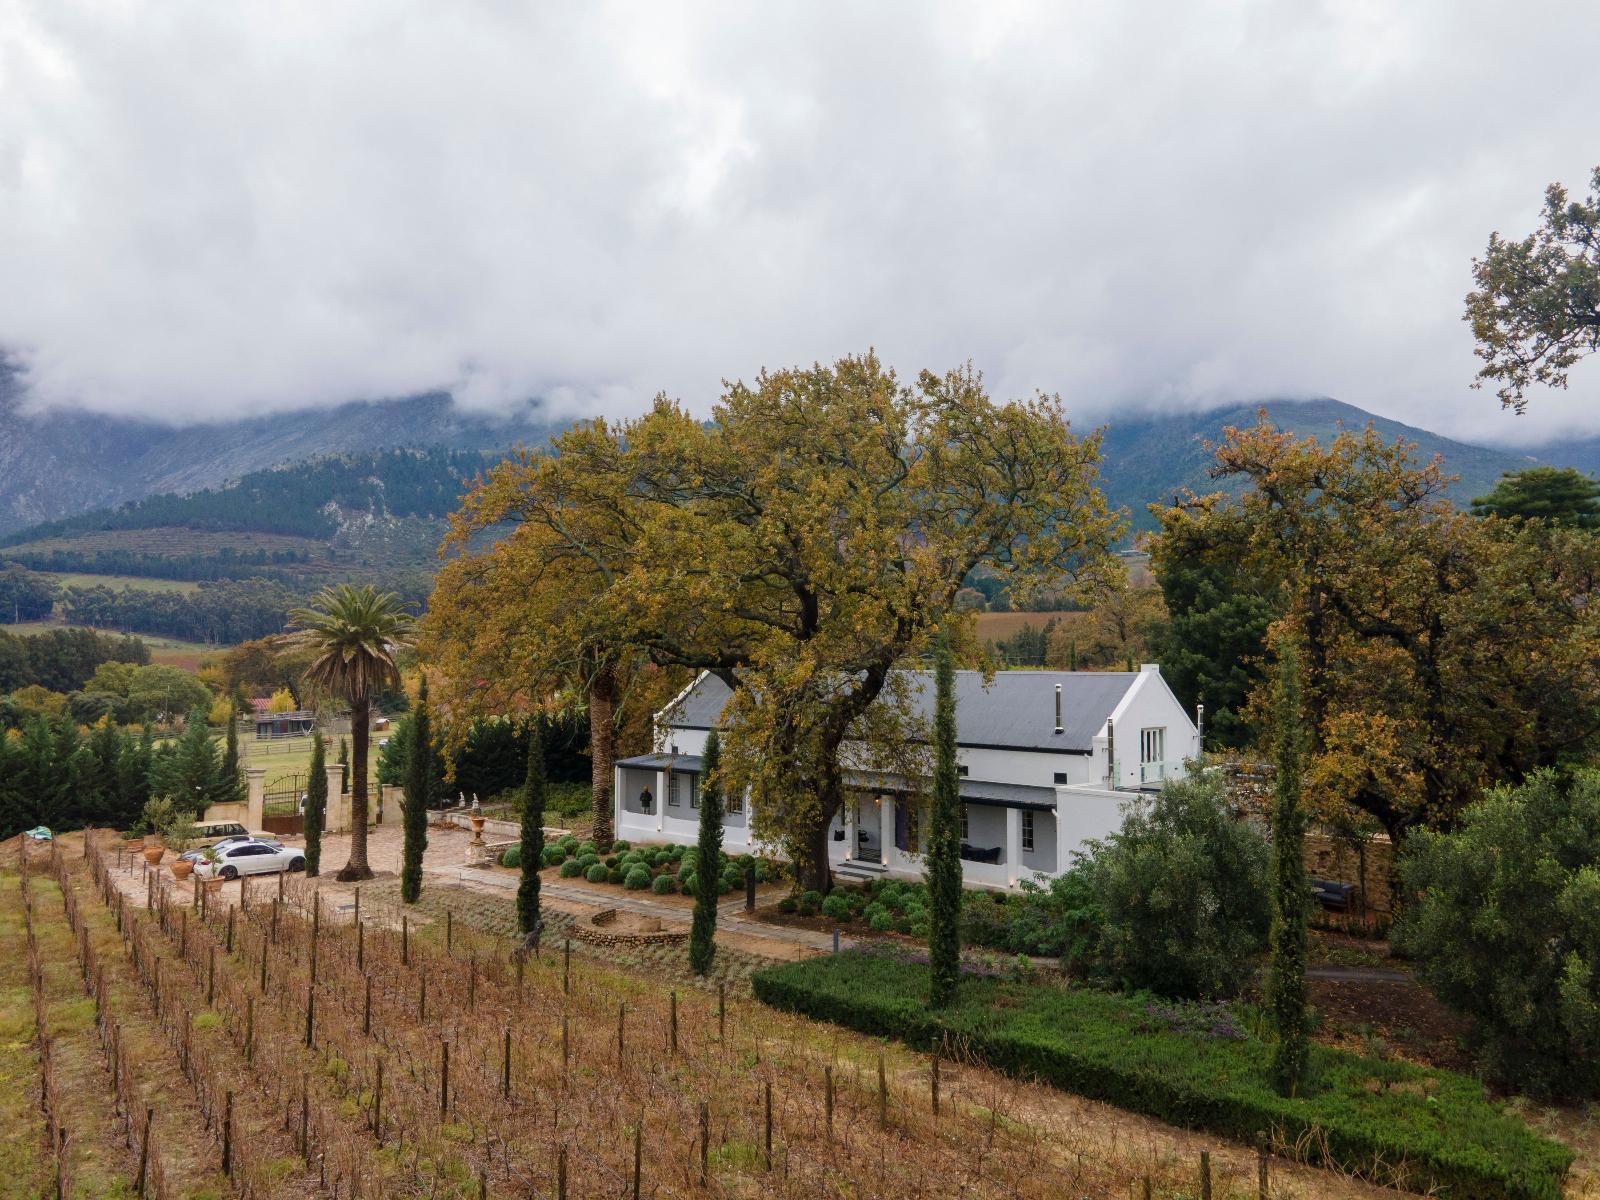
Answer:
top-left (194, 840), bottom-right (305, 880)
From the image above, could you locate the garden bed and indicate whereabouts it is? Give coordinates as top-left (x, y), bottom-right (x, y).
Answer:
top-left (752, 953), bottom-right (1571, 1200)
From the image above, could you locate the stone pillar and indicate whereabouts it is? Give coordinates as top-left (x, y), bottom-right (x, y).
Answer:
top-left (655, 768), bottom-right (668, 836)
top-left (1005, 806), bottom-right (1024, 889)
top-left (1054, 785), bottom-right (1073, 882)
top-left (245, 767), bottom-right (266, 832)
top-left (613, 763), bottom-right (626, 841)
top-left (844, 798), bottom-right (857, 863)
top-left (325, 763), bottom-right (350, 833)
top-left (880, 795), bottom-right (895, 869)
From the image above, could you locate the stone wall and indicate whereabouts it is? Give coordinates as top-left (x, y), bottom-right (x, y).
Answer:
top-left (1303, 831), bottom-right (1395, 914)
top-left (572, 909), bottom-right (690, 948)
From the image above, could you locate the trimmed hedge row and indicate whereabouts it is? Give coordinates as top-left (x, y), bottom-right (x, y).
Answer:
top-left (751, 954), bottom-right (1571, 1200)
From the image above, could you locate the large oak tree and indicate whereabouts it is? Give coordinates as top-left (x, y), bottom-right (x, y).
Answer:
top-left (434, 353), bottom-right (1119, 889)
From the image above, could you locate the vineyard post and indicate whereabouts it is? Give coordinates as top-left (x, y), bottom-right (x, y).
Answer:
top-left (630, 1120), bottom-right (643, 1199)
top-left (241, 877), bottom-right (248, 912)
top-left (310, 898), bottom-right (319, 982)
top-left (374, 1058), bottom-right (384, 1143)
top-left (516, 953), bottom-right (523, 994)
top-left (446, 909), bottom-right (453, 955)
top-left (764, 1082), bottom-right (772, 1169)
top-left (501, 1026), bottom-right (511, 1098)
top-left (718, 983), bottom-right (726, 1041)
top-left (260, 936), bottom-right (268, 993)
top-left (562, 1015), bottom-right (569, 1075)
top-left (363, 975), bottom-right (372, 1037)
top-left (440, 1041), bottom-right (450, 1120)
top-left (1257, 1134), bottom-right (1269, 1198)
top-left (207, 945), bottom-right (215, 1006)
top-left (271, 899), bottom-right (278, 944)
top-left (135, 1105), bottom-right (152, 1197)
top-left (616, 1001), bottom-right (624, 1066)
top-left (931, 1051), bottom-right (940, 1116)
top-left (357, 921), bottom-right (364, 972)
top-left (878, 1052), bottom-right (887, 1129)
top-left (222, 1090), bottom-right (233, 1176)
top-left (402, 915), bottom-right (408, 966)
top-left (245, 997), bottom-right (254, 1066)
top-left (825, 1066), bottom-right (834, 1141)
top-left (670, 991), bottom-right (677, 1054)
top-left (354, 885), bottom-right (360, 927)
top-left (278, 869), bottom-right (284, 903)
top-left (1200, 1150), bottom-right (1213, 1200)
top-left (1142, 1177), bottom-right (1152, 1200)
top-left (563, 939), bottom-right (570, 993)
top-left (305, 983), bottom-right (315, 1048)
top-left (145, 866), bottom-right (151, 911)
top-left (419, 975), bottom-right (426, 1021)
top-left (699, 1102), bottom-right (709, 1185)
top-left (557, 1146), bottom-right (566, 1200)
top-left (227, 905), bottom-right (235, 955)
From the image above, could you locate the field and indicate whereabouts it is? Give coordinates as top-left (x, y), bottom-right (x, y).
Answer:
top-left (43, 573), bottom-right (201, 594)
top-left (243, 733), bottom-right (384, 793)
top-left (3, 620), bottom-right (225, 671)
top-left (0, 830), bottom-right (1445, 1200)
top-left (5, 527), bottom-right (325, 560)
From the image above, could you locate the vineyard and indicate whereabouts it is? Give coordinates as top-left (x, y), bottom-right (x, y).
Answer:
top-left (0, 832), bottom-right (1416, 1199)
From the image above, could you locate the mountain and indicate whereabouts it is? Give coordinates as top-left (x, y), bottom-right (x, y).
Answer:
top-left (1096, 397), bottom-right (1544, 531)
top-left (0, 363), bottom-right (563, 538)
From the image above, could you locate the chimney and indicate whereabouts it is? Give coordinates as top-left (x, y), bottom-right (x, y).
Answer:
top-left (1196, 704), bottom-right (1205, 749)
top-left (1053, 683), bottom-right (1063, 734)
top-left (1106, 717), bottom-right (1116, 785)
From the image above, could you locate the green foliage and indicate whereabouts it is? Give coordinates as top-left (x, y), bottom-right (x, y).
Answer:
top-left (925, 629), bottom-right (962, 1006)
top-left (0, 562), bottom-right (56, 624)
top-left (1083, 770), bottom-right (1270, 999)
top-left (516, 719), bottom-right (545, 936)
top-left (304, 733), bottom-right (326, 878)
top-left (575, 853), bottom-right (599, 870)
top-left (1473, 466), bottom-right (1600, 528)
top-left (623, 866), bottom-right (651, 890)
top-left (400, 676), bottom-right (432, 904)
top-left (500, 845), bottom-right (521, 869)
top-left (558, 858), bottom-right (582, 878)
top-left (957, 872), bottom-right (1103, 962)
top-left (753, 954), bottom-right (1573, 1200)
top-left (0, 624), bottom-right (148, 695)
top-left (677, 870), bottom-right (698, 897)
top-left (820, 893), bottom-right (851, 921)
top-left (151, 707), bottom-right (236, 812)
top-left (1396, 769), bottom-right (1600, 1099)
top-left (584, 862), bottom-right (609, 883)
top-left (797, 890), bottom-right (822, 917)
top-left (650, 874), bottom-right (675, 895)
top-left (1269, 644), bottom-right (1311, 1096)
top-left (689, 730), bottom-right (725, 975)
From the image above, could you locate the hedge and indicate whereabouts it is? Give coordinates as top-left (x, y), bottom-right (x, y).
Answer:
top-left (752, 954), bottom-right (1571, 1200)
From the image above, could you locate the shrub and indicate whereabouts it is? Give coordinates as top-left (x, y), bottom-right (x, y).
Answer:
top-left (678, 870), bottom-right (698, 897)
top-left (820, 893), bottom-right (852, 922)
top-left (624, 866), bottom-right (652, 890)
top-left (585, 863), bottom-right (609, 883)
top-left (541, 846), bottom-right (566, 868)
top-left (604, 855), bottom-right (619, 869)
top-left (753, 954), bottom-right (1573, 1200)
top-left (611, 840), bottom-right (630, 852)
top-left (776, 895), bottom-right (797, 914)
top-left (716, 877), bottom-right (732, 895)
top-left (576, 853), bottom-right (600, 870)
top-left (578, 840), bottom-right (597, 857)
top-left (500, 845), bottom-right (521, 869)
top-left (651, 874), bottom-right (676, 895)
top-left (1082, 770), bottom-right (1269, 999)
top-left (606, 867), bottom-right (624, 884)
top-left (868, 907), bottom-right (895, 933)
top-left (1397, 769), bottom-right (1600, 1098)
top-left (559, 836), bottom-right (578, 854)
top-left (559, 859), bottom-right (582, 878)
top-left (797, 890), bottom-right (823, 917)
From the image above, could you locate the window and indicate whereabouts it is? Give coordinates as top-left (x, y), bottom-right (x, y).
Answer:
top-left (957, 765), bottom-right (969, 777)
top-left (960, 805), bottom-right (969, 841)
top-left (726, 790), bottom-right (743, 814)
top-left (1140, 728), bottom-right (1166, 782)
top-left (669, 775), bottom-right (696, 808)
top-left (1053, 771), bottom-right (1068, 785)
top-left (1021, 810), bottom-right (1035, 852)
top-left (687, 774), bottom-right (700, 810)
top-left (666, 777), bottom-right (680, 807)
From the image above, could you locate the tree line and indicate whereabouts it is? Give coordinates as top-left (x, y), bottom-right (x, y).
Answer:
top-left (0, 625), bottom-right (150, 694)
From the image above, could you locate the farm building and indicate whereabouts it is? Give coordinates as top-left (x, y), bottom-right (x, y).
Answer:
top-left (615, 666), bottom-right (1200, 892)
top-left (253, 710), bottom-right (316, 739)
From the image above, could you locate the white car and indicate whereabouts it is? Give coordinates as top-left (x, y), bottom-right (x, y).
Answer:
top-left (194, 840), bottom-right (305, 880)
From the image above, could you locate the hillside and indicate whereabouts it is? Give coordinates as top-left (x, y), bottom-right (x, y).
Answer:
top-left (0, 361), bottom-right (563, 538)
top-left (1096, 397), bottom-right (1541, 531)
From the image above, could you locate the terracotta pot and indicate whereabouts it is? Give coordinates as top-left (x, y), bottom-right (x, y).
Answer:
top-left (203, 876), bottom-right (225, 894)
top-left (170, 859), bottom-right (193, 881)
top-left (143, 846), bottom-right (166, 866)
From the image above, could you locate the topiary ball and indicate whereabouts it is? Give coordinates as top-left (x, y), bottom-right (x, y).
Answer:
top-left (606, 867), bottom-right (624, 884)
top-left (611, 839), bottom-right (630, 852)
top-left (798, 890), bottom-right (823, 917)
top-left (559, 837), bottom-right (579, 854)
top-left (576, 853), bottom-right (599, 870)
top-left (585, 862), bottom-right (609, 883)
top-left (716, 877), bottom-right (733, 895)
top-left (542, 846), bottom-right (566, 867)
top-left (820, 893), bottom-right (851, 921)
top-left (870, 909), bottom-right (895, 933)
top-left (604, 855), bottom-right (619, 869)
top-left (678, 870), bottom-right (698, 897)
top-left (776, 895), bottom-right (798, 914)
top-left (577, 841), bottom-right (597, 858)
top-left (500, 845), bottom-right (522, 869)
top-left (559, 859), bottom-right (583, 878)
top-left (624, 866), bottom-right (652, 890)
top-left (651, 874), bottom-right (676, 895)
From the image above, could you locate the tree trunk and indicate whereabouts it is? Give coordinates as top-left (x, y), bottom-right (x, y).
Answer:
top-left (338, 695), bottom-right (373, 881)
top-left (799, 805), bottom-right (835, 894)
top-left (590, 663), bottom-right (616, 849)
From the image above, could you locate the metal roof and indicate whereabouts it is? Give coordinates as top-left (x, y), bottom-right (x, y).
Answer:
top-left (664, 670), bottom-right (1141, 754)
top-left (617, 753), bottom-right (705, 773)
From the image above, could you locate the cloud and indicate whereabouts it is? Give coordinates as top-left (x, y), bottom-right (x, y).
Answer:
top-left (1, 0), bottom-right (1597, 445)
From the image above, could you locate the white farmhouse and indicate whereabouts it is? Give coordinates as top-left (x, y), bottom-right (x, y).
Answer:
top-left (613, 665), bottom-right (1200, 892)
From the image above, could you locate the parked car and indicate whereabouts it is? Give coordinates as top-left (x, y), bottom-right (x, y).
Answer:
top-left (179, 832), bottom-right (282, 863)
top-left (191, 820), bottom-right (276, 848)
top-left (193, 840), bottom-right (305, 880)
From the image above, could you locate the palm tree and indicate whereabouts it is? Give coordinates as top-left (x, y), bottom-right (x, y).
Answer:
top-left (284, 584), bottom-right (416, 881)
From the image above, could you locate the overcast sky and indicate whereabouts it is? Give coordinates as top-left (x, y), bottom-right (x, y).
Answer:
top-left (2, 1), bottom-right (1597, 445)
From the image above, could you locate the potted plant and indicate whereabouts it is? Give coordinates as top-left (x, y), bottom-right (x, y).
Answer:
top-left (197, 846), bottom-right (225, 892)
top-left (166, 812), bottom-right (198, 881)
top-left (139, 799), bottom-right (176, 865)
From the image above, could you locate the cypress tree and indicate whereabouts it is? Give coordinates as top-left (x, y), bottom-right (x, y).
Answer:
top-left (305, 733), bottom-right (326, 878)
top-left (338, 736), bottom-right (350, 793)
top-left (400, 678), bottom-right (432, 904)
top-left (1269, 638), bottom-right (1311, 1095)
top-left (926, 628), bottom-right (963, 1007)
top-left (688, 730), bottom-right (724, 976)
top-left (220, 711), bottom-right (242, 800)
top-left (517, 717), bottom-right (546, 936)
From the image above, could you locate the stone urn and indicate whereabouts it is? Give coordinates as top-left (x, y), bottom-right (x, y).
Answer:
top-left (469, 797), bottom-right (486, 846)
top-left (142, 843), bottom-right (166, 866)
top-left (170, 859), bottom-right (194, 882)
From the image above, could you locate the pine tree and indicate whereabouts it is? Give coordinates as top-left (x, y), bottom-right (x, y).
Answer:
top-left (688, 730), bottom-right (724, 976)
top-left (401, 677), bottom-right (432, 904)
top-left (220, 710), bottom-right (243, 800)
top-left (1269, 638), bottom-right (1311, 1095)
top-left (517, 717), bottom-right (546, 937)
top-left (305, 733), bottom-right (326, 878)
top-left (926, 628), bottom-right (963, 1007)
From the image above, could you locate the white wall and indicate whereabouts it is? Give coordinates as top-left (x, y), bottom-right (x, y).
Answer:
top-left (1095, 665), bottom-right (1199, 791)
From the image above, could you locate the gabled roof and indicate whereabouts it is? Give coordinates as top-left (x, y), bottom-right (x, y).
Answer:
top-left (664, 669), bottom-right (1144, 754)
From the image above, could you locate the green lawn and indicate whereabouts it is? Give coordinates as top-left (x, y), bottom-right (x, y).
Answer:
top-left (244, 734), bottom-right (383, 791)
top-left (44, 572), bottom-right (201, 594)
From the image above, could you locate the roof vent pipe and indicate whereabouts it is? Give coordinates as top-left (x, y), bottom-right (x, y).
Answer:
top-left (1054, 684), bottom-right (1063, 734)
top-left (1196, 704), bottom-right (1205, 750)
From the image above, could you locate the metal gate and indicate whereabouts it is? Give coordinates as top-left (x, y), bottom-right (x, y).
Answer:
top-left (262, 774), bottom-right (306, 836)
